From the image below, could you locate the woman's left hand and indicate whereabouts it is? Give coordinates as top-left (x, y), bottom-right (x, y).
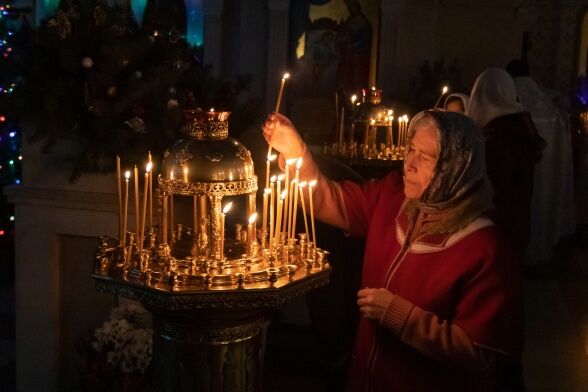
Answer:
top-left (357, 288), bottom-right (394, 321)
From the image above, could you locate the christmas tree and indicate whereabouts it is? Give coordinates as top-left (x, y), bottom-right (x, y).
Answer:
top-left (0, 3), bottom-right (28, 241)
top-left (19, 0), bottom-right (259, 181)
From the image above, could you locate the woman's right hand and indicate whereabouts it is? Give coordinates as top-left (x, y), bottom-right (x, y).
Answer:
top-left (261, 113), bottom-right (306, 160)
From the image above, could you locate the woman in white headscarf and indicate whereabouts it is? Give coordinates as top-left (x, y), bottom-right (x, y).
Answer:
top-left (467, 68), bottom-right (545, 259)
top-left (444, 93), bottom-right (470, 113)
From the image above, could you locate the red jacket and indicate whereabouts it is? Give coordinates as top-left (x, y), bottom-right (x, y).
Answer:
top-left (340, 172), bottom-right (520, 392)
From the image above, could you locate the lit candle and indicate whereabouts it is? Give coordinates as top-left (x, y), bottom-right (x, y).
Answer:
top-left (116, 156), bottom-right (122, 241)
top-left (308, 180), bottom-right (317, 251)
top-left (283, 158), bottom-right (297, 234)
top-left (269, 176), bottom-right (276, 252)
top-left (148, 153), bottom-right (153, 228)
top-left (247, 212), bottom-right (258, 256)
top-left (169, 168), bottom-right (174, 180)
top-left (262, 188), bottom-right (270, 246)
top-left (275, 190), bottom-right (287, 245)
top-left (220, 202), bottom-right (233, 260)
top-left (265, 154), bottom-right (276, 190)
top-left (183, 166), bottom-right (188, 182)
top-left (275, 174), bottom-right (284, 241)
top-left (122, 170), bottom-right (130, 245)
top-left (434, 85), bottom-right (449, 108)
top-left (288, 178), bottom-right (296, 239)
top-left (134, 165), bottom-right (140, 239)
top-left (290, 158), bottom-right (302, 239)
top-left (268, 73), bottom-right (290, 159)
top-left (351, 94), bottom-right (357, 105)
top-left (140, 166), bottom-right (149, 252)
top-left (298, 181), bottom-right (310, 240)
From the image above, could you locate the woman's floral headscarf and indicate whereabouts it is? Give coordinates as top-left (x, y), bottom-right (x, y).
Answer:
top-left (404, 110), bottom-right (486, 213)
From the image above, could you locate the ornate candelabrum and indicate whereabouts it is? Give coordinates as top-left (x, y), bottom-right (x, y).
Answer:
top-left (323, 88), bottom-right (409, 180)
top-left (93, 109), bottom-right (330, 392)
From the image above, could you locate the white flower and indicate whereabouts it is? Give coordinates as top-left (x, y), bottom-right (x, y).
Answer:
top-left (91, 303), bottom-right (153, 374)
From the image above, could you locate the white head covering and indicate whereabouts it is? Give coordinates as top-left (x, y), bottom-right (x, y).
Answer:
top-left (467, 68), bottom-right (524, 128)
top-left (444, 93), bottom-right (470, 112)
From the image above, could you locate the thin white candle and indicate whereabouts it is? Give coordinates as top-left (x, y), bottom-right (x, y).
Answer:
top-left (122, 170), bottom-right (130, 245)
top-left (262, 188), bottom-right (270, 245)
top-left (298, 181), bottom-right (310, 240)
top-left (291, 158), bottom-right (302, 239)
top-left (268, 73), bottom-right (290, 159)
top-left (148, 152), bottom-right (153, 228)
top-left (140, 168), bottom-right (149, 252)
top-left (275, 190), bottom-right (287, 245)
top-left (269, 177), bottom-right (276, 252)
top-left (308, 180), bottom-right (317, 251)
top-left (134, 165), bottom-right (140, 239)
top-left (265, 154), bottom-right (276, 190)
top-left (116, 156), bottom-right (122, 241)
top-left (275, 174), bottom-right (284, 242)
top-left (220, 202), bottom-right (233, 261)
top-left (247, 212), bottom-right (258, 256)
top-left (283, 158), bottom-right (297, 234)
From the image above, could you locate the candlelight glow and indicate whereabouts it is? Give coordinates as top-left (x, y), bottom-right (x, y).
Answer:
top-left (296, 158), bottom-right (302, 169)
top-left (442, 86), bottom-right (448, 94)
top-left (210, 107), bottom-right (215, 112)
top-left (146, 162), bottom-right (152, 172)
top-left (281, 190), bottom-right (287, 199)
top-left (299, 181), bottom-right (307, 188)
top-left (351, 94), bottom-right (357, 104)
top-left (248, 212), bottom-right (258, 224)
top-left (223, 202), bottom-right (233, 214)
top-left (268, 154), bottom-right (277, 161)
top-left (270, 175), bottom-right (277, 183)
top-left (278, 174), bottom-right (285, 181)
top-left (286, 158), bottom-right (298, 166)
top-left (265, 188), bottom-right (271, 195)
top-left (125, 170), bottom-right (131, 179)
top-left (388, 109), bottom-right (393, 116)
top-left (309, 179), bottom-right (317, 188)
top-left (283, 73), bottom-right (290, 80)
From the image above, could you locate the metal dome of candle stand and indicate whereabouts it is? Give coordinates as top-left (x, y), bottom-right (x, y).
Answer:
top-left (93, 109), bottom-right (330, 392)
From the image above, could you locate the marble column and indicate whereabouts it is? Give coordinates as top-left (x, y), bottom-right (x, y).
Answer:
top-left (377, 0), bottom-right (403, 95)
top-left (203, 0), bottom-right (225, 77)
top-left (265, 0), bottom-right (291, 113)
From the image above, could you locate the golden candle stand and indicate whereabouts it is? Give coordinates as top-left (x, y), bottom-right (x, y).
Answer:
top-left (324, 88), bottom-right (406, 179)
top-left (93, 109), bottom-right (330, 392)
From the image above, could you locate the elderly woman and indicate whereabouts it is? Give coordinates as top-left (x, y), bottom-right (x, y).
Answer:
top-left (262, 110), bottom-right (520, 391)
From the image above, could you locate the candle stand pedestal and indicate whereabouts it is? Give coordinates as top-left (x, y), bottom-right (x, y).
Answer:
top-left (93, 257), bottom-right (329, 392)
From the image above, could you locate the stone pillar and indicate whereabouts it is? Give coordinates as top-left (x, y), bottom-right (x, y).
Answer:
top-left (203, 0), bottom-right (225, 77)
top-left (265, 0), bottom-right (291, 113)
top-left (377, 0), bottom-right (403, 95)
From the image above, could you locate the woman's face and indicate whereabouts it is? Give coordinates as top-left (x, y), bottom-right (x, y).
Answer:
top-left (446, 100), bottom-right (465, 113)
top-left (403, 125), bottom-right (440, 199)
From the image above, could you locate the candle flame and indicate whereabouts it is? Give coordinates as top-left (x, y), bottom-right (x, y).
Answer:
top-left (223, 202), bottom-right (233, 214)
top-left (388, 109), bottom-right (393, 116)
top-left (268, 154), bottom-right (277, 161)
top-left (283, 73), bottom-right (290, 80)
top-left (285, 158), bottom-right (297, 166)
top-left (278, 174), bottom-right (285, 181)
top-left (270, 175), bottom-right (277, 183)
top-left (370, 118), bottom-right (375, 125)
top-left (299, 181), bottom-right (307, 188)
top-left (146, 162), bottom-right (152, 173)
top-left (124, 170), bottom-right (131, 179)
top-left (281, 190), bottom-right (287, 199)
top-left (169, 169), bottom-right (174, 179)
top-left (210, 107), bottom-right (215, 112)
top-left (296, 157), bottom-right (302, 169)
top-left (264, 188), bottom-right (271, 195)
top-left (248, 212), bottom-right (258, 224)
top-left (309, 179), bottom-right (317, 188)
top-left (442, 86), bottom-right (448, 94)
top-left (351, 94), bottom-right (357, 104)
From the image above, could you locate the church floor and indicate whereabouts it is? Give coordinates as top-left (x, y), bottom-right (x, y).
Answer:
top-left (1, 231), bottom-right (588, 391)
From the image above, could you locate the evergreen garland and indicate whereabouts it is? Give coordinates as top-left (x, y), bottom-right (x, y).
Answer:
top-left (19, 0), bottom-right (260, 181)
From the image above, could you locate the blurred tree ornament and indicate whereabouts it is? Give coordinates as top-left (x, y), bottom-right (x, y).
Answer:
top-left (81, 57), bottom-right (93, 68)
